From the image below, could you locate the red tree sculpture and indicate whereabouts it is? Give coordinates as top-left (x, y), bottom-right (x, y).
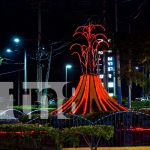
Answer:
top-left (70, 23), bottom-right (109, 74)
top-left (52, 23), bottom-right (127, 116)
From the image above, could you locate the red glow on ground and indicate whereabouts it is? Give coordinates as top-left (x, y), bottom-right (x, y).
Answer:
top-left (0, 128), bottom-right (149, 135)
top-left (0, 130), bottom-right (47, 135)
top-left (119, 127), bottom-right (150, 132)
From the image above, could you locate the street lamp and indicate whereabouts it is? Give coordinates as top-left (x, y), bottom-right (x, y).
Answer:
top-left (13, 38), bottom-right (20, 44)
top-left (135, 66), bottom-right (139, 70)
top-left (6, 48), bottom-right (13, 53)
top-left (6, 37), bottom-right (27, 105)
top-left (66, 64), bottom-right (72, 100)
top-left (12, 37), bottom-right (27, 90)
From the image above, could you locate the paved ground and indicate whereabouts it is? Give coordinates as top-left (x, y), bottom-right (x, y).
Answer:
top-left (63, 147), bottom-right (150, 150)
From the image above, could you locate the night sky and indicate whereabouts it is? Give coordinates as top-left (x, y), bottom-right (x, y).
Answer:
top-left (0, 0), bottom-right (149, 83)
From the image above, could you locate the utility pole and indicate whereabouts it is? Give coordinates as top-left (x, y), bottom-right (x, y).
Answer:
top-left (18, 63), bottom-right (21, 105)
top-left (43, 45), bottom-right (53, 104)
top-left (27, 0), bottom-right (49, 101)
top-left (128, 23), bottom-right (132, 109)
top-left (36, 1), bottom-right (43, 101)
top-left (115, 0), bottom-right (122, 104)
top-left (128, 59), bottom-right (132, 108)
top-left (102, 0), bottom-right (108, 91)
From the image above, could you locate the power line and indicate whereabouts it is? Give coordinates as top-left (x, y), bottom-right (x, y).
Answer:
top-left (0, 68), bottom-right (24, 76)
top-left (2, 62), bottom-right (24, 65)
top-left (119, 0), bottom-right (146, 21)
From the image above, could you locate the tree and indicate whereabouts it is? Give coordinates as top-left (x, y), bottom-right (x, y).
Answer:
top-left (117, 32), bottom-right (150, 103)
top-left (63, 125), bottom-right (114, 150)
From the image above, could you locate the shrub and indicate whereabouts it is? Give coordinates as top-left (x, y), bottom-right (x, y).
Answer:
top-left (63, 125), bottom-right (114, 150)
top-left (0, 124), bottom-right (114, 150)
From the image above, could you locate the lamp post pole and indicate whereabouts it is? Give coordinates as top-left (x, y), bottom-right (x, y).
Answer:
top-left (66, 67), bottom-right (67, 100)
top-left (6, 37), bottom-right (27, 104)
top-left (66, 65), bottom-right (72, 100)
top-left (24, 50), bottom-right (27, 93)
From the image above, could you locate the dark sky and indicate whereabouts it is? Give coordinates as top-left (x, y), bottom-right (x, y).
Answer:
top-left (0, 0), bottom-right (149, 82)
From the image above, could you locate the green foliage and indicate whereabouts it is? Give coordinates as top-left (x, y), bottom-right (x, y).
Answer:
top-left (122, 97), bottom-right (128, 107)
top-left (63, 125), bottom-right (114, 149)
top-left (1, 124), bottom-right (47, 133)
top-left (0, 124), bottom-right (61, 149)
top-left (13, 105), bottom-right (36, 110)
top-left (131, 100), bottom-right (150, 109)
top-left (85, 112), bottom-right (113, 121)
top-left (117, 32), bottom-right (150, 98)
top-left (0, 124), bottom-right (60, 143)
top-left (0, 124), bottom-right (114, 150)
top-left (18, 114), bottom-right (41, 123)
top-left (48, 103), bottom-right (57, 108)
top-left (120, 65), bottom-right (147, 87)
top-left (18, 113), bottom-right (56, 123)
top-left (145, 100), bottom-right (150, 106)
top-left (13, 105), bottom-right (56, 112)
top-left (64, 125), bottom-right (114, 140)
top-left (18, 114), bottom-right (30, 123)
top-left (62, 128), bottom-right (80, 147)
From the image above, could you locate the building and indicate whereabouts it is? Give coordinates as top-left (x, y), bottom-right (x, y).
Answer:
top-left (97, 49), bottom-right (116, 97)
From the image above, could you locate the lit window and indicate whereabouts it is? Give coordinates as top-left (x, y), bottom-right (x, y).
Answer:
top-left (108, 82), bottom-right (114, 87)
top-left (98, 51), bottom-right (103, 55)
top-left (108, 39), bottom-right (111, 42)
top-left (108, 49), bottom-right (112, 53)
top-left (100, 74), bottom-right (104, 79)
top-left (109, 93), bottom-right (114, 96)
top-left (108, 67), bottom-right (113, 72)
top-left (108, 74), bottom-right (112, 78)
top-left (108, 57), bottom-right (113, 61)
top-left (108, 62), bottom-right (113, 66)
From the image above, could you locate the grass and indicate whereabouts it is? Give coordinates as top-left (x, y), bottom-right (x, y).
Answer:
top-left (12, 105), bottom-right (56, 112)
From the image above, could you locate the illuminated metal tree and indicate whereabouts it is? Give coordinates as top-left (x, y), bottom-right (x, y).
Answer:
top-left (52, 23), bottom-right (127, 116)
top-left (70, 23), bottom-right (109, 74)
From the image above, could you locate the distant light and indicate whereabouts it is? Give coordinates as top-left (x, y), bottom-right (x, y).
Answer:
top-left (97, 39), bottom-right (104, 42)
top-left (66, 64), bottom-right (72, 69)
top-left (135, 66), bottom-right (139, 70)
top-left (108, 39), bottom-right (111, 42)
top-left (6, 48), bottom-right (12, 53)
top-left (98, 51), bottom-right (103, 55)
top-left (108, 74), bottom-right (112, 78)
top-left (108, 49), bottom-right (112, 53)
top-left (108, 62), bottom-right (113, 66)
top-left (42, 47), bottom-right (45, 50)
top-left (108, 57), bottom-right (113, 61)
top-left (109, 93), bottom-right (114, 96)
top-left (108, 67), bottom-right (113, 72)
top-left (13, 38), bottom-right (20, 43)
top-left (108, 82), bottom-right (114, 88)
top-left (100, 74), bottom-right (104, 79)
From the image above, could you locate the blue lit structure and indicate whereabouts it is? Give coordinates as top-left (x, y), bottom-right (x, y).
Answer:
top-left (98, 49), bottom-right (116, 97)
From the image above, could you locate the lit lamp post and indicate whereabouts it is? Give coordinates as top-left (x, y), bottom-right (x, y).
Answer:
top-left (6, 48), bottom-right (13, 53)
top-left (13, 37), bottom-right (27, 91)
top-left (13, 37), bottom-right (20, 43)
top-left (6, 37), bottom-right (27, 105)
top-left (66, 64), bottom-right (72, 100)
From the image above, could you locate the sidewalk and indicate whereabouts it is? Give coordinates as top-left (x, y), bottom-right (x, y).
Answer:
top-left (64, 147), bottom-right (150, 150)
